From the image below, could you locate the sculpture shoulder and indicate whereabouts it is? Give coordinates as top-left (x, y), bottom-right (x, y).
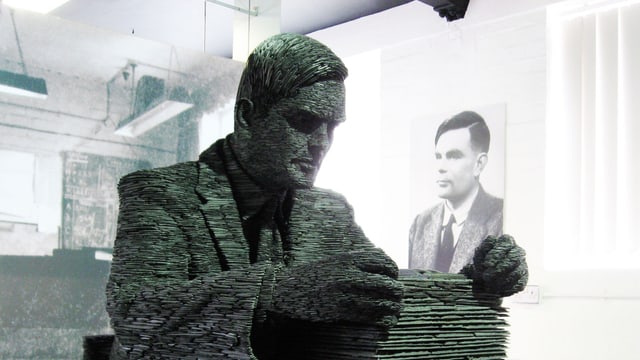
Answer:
top-left (293, 187), bottom-right (359, 222)
top-left (118, 161), bottom-right (199, 198)
top-left (304, 187), bottom-right (352, 208)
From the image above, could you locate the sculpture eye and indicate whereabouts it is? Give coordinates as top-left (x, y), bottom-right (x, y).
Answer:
top-left (286, 113), bottom-right (325, 134)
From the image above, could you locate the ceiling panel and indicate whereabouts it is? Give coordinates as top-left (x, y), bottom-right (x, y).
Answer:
top-left (50, 0), bottom-right (413, 58)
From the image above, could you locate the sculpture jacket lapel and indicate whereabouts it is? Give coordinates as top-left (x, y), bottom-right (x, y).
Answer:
top-left (195, 139), bottom-right (250, 270)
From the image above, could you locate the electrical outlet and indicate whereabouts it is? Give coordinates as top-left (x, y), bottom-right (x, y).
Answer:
top-left (511, 285), bottom-right (540, 304)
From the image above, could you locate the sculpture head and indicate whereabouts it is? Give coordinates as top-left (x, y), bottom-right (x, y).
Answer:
top-left (231, 33), bottom-right (348, 191)
top-left (434, 111), bottom-right (490, 206)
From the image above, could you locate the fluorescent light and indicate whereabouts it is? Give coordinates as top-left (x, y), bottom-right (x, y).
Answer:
top-left (95, 250), bottom-right (113, 262)
top-left (3, 0), bottom-right (70, 13)
top-left (0, 69), bottom-right (47, 99)
top-left (115, 100), bottom-right (193, 137)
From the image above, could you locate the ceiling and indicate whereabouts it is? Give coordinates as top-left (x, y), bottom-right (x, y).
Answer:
top-left (0, 0), bottom-right (558, 159)
top-left (0, 0), bottom-right (452, 88)
top-left (0, 0), bottom-right (440, 158)
top-left (1, 0), bottom-right (560, 99)
top-left (0, 0), bottom-right (564, 166)
top-left (50, 0), bottom-right (414, 59)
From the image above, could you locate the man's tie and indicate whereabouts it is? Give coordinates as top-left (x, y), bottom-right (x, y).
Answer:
top-left (435, 214), bottom-right (456, 272)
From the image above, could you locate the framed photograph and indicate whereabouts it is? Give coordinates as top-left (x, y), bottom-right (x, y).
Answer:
top-left (408, 104), bottom-right (506, 272)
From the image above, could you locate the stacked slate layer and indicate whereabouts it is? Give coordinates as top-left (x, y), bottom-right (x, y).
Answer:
top-left (378, 270), bottom-right (508, 360)
top-left (269, 270), bottom-right (508, 360)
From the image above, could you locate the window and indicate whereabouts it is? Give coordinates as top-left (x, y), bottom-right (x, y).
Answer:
top-left (545, 0), bottom-right (640, 270)
top-left (0, 149), bottom-right (36, 222)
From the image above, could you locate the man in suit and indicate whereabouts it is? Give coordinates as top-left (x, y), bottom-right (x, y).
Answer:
top-left (106, 33), bottom-right (403, 359)
top-left (409, 111), bottom-right (503, 273)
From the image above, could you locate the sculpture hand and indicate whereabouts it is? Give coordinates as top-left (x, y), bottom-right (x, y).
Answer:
top-left (460, 234), bottom-right (528, 297)
top-left (269, 248), bottom-right (404, 328)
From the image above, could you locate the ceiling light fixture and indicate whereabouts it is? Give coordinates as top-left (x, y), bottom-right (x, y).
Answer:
top-left (0, 69), bottom-right (47, 99)
top-left (115, 65), bottom-right (193, 138)
top-left (115, 100), bottom-right (193, 137)
top-left (0, 8), bottom-right (48, 99)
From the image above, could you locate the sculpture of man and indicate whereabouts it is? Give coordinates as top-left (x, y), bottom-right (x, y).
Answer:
top-left (106, 33), bottom-right (403, 359)
top-left (106, 34), bottom-right (527, 359)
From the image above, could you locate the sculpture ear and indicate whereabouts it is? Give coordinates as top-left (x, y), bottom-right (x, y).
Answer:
top-left (235, 98), bottom-right (254, 129)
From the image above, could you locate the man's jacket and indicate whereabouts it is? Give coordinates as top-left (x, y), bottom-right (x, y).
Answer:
top-left (106, 138), bottom-right (378, 359)
top-left (408, 187), bottom-right (503, 273)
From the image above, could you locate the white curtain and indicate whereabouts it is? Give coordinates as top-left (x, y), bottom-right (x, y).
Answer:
top-left (545, 0), bottom-right (640, 270)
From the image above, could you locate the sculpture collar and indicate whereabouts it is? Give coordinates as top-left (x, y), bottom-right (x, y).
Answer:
top-left (221, 136), bottom-right (290, 223)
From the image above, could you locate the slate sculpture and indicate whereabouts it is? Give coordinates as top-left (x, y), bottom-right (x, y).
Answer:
top-left (105, 33), bottom-right (528, 359)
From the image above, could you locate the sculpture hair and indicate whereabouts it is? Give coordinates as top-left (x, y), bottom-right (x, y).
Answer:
top-left (235, 33), bottom-right (348, 119)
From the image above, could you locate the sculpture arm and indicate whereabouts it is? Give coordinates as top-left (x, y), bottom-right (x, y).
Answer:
top-left (106, 178), bottom-right (264, 359)
top-left (459, 234), bottom-right (528, 298)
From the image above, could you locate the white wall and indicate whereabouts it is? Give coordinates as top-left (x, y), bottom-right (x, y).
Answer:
top-left (377, 12), bottom-right (551, 359)
top-left (378, 5), bottom-right (547, 274)
top-left (313, 1), bottom-right (640, 359)
top-left (315, 50), bottom-right (383, 247)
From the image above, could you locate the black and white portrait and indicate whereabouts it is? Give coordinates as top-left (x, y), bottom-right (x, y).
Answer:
top-left (408, 104), bottom-right (506, 273)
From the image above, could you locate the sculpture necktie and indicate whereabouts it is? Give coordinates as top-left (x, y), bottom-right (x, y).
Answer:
top-left (246, 191), bottom-right (292, 264)
top-left (435, 214), bottom-right (455, 272)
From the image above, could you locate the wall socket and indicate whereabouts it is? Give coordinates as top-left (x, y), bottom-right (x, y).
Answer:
top-left (511, 285), bottom-right (540, 304)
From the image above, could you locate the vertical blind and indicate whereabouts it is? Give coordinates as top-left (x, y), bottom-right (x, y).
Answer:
top-left (545, 0), bottom-right (640, 270)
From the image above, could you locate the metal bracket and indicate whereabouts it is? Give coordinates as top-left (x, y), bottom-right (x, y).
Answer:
top-left (207, 0), bottom-right (258, 16)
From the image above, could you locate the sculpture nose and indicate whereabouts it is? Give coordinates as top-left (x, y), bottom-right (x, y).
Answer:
top-left (309, 123), bottom-right (331, 162)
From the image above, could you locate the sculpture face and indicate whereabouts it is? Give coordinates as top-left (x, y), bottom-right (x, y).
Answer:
top-left (243, 80), bottom-right (346, 190)
top-left (434, 127), bottom-right (482, 204)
